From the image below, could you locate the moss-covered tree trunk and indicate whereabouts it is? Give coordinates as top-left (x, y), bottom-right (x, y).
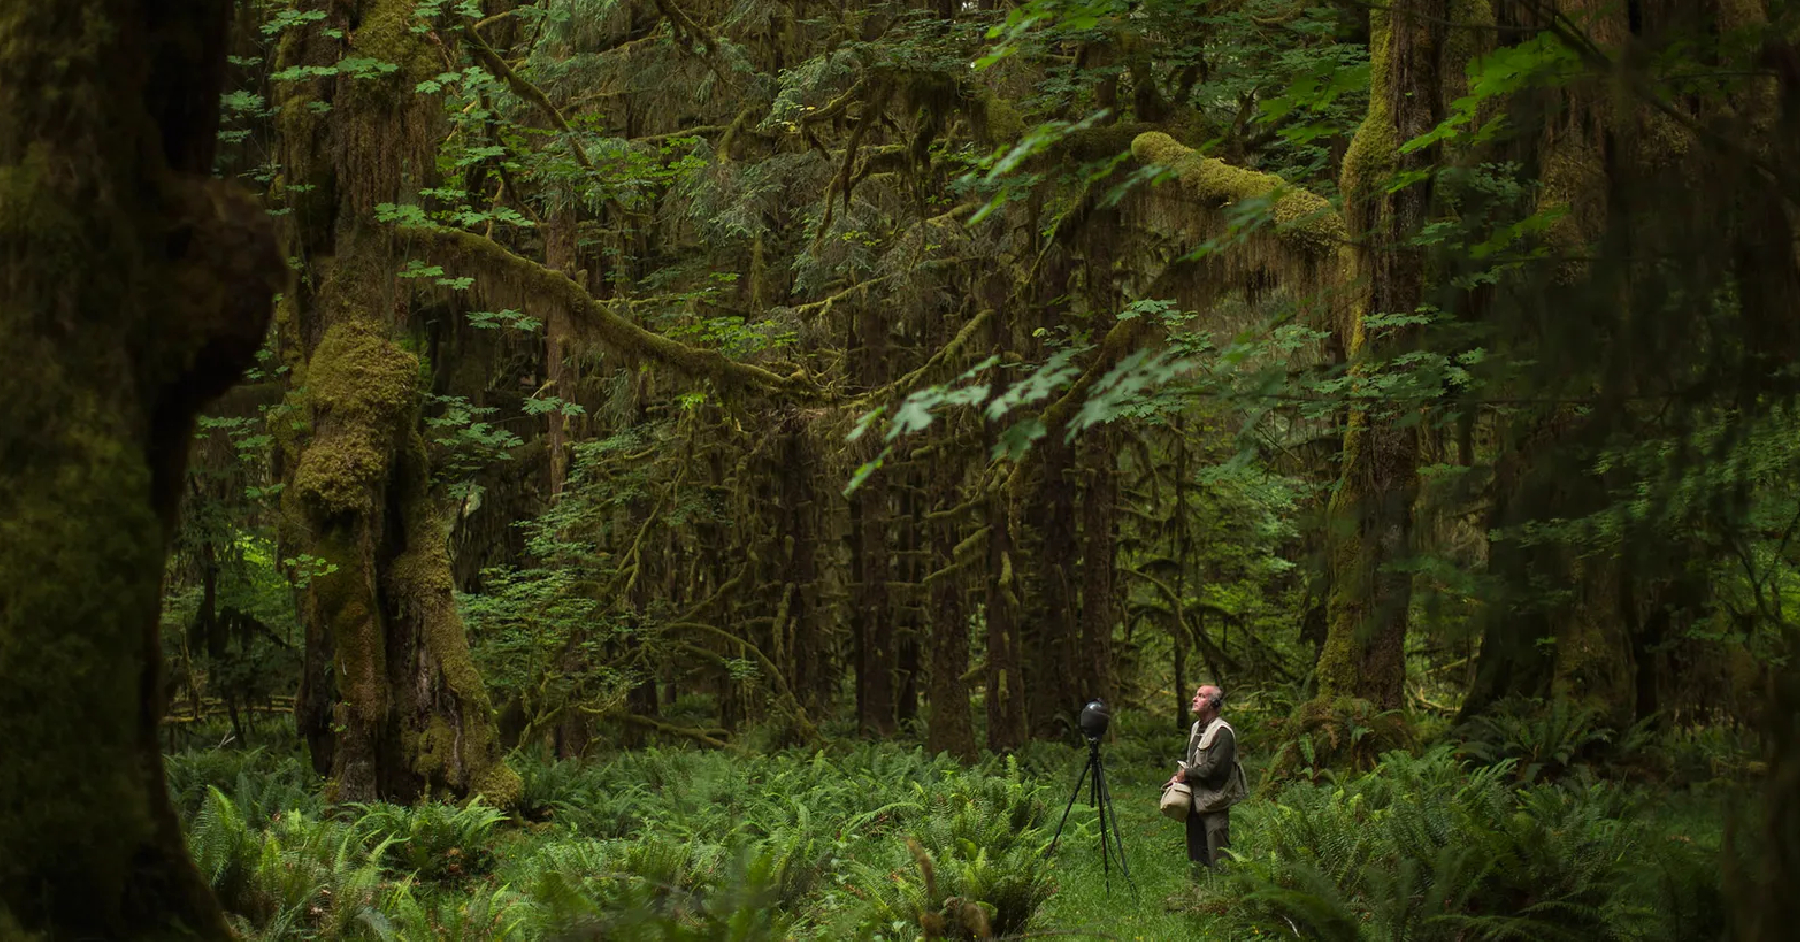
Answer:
top-left (0, 2), bottom-right (279, 936)
top-left (1316, 0), bottom-right (1461, 712)
top-left (275, 2), bottom-right (518, 806)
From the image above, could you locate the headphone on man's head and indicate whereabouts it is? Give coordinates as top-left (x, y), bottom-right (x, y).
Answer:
top-left (1208, 690), bottom-right (1224, 710)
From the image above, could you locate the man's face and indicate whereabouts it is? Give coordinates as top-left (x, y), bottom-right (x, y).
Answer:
top-left (1193, 685), bottom-right (1220, 717)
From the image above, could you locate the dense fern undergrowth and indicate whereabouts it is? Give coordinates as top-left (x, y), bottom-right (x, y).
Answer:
top-left (165, 696), bottom-right (1750, 942)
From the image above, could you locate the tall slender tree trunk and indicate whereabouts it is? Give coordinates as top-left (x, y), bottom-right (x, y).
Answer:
top-left (780, 410), bottom-right (826, 716)
top-left (1028, 436), bottom-right (1081, 734)
top-left (0, 3), bottom-right (279, 936)
top-left (897, 472), bottom-right (923, 727)
top-left (984, 413), bottom-right (1029, 752)
top-left (927, 423), bottom-right (977, 761)
top-left (1080, 430), bottom-right (1118, 706)
top-left (543, 211), bottom-right (582, 497)
top-left (276, 2), bottom-right (517, 805)
top-left (852, 306), bottom-right (896, 735)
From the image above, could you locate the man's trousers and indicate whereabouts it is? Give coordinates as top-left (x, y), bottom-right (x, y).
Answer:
top-left (1185, 809), bottom-right (1230, 867)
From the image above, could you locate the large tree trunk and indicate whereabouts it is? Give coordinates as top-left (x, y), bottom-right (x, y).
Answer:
top-left (0, 2), bottom-right (279, 936)
top-left (1316, 0), bottom-right (1458, 712)
top-left (276, 2), bottom-right (517, 806)
top-left (1459, 416), bottom-right (1562, 720)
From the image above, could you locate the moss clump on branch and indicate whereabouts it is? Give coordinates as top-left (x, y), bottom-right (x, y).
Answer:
top-left (292, 322), bottom-right (419, 516)
top-left (1130, 131), bottom-right (1345, 253)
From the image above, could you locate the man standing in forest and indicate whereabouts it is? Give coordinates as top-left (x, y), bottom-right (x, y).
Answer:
top-left (1170, 684), bottom-right (1240, 873)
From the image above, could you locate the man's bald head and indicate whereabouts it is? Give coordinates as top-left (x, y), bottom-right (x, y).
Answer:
top-left (1192, 684), bottom-right (1224, 720)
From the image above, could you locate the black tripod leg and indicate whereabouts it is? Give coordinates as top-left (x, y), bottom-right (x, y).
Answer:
top-left (1046, 755), bottom-right (1093, 856)
top-left (1087, 752), bottom-right (1101, 893)
top-left (1094, 758), bottom-right (1137, 896)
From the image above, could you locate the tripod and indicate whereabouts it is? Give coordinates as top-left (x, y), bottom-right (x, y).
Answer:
top-left (1046, 737), bottom-right (1136, 896)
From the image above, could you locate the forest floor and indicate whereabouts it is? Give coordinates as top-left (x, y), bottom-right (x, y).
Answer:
top-left (165, 710), bottom-right (1741, 941)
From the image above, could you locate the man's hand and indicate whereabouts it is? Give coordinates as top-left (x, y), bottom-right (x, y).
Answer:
top-left (1171, 769), bottom-right (1186, 784)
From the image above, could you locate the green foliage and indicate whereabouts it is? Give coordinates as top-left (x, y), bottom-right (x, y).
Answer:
top-left (187, 788), bottom-right (398, 939)
top-left (166, 735), bottom-right (1740, 941)
top-left (1456, 697), bottom-right (1615, 784)
top-left (166, 745), bottom-right (324, 822)
top-left (165, 742), bottom-right (1070, 940)
top-left (1208, 748), bottom-right (1727, 942)
top-left (348, 799), bottom-right (511, 882)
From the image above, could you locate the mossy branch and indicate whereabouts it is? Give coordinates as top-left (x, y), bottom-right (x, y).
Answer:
top-left (619, 713), bottom-right (742, 752)
top-left (800, 78), bottom-right (869, 128)
top-left (1130, 131), bottom-right (1345, 255)
top-left (650, 0), bottom-right (714, 51)
top-left (681, 564), bottom-right (748, 622)
top-left (854, 307), bottom-right (993, 407)
top-left (405, 226), bottom-right (820, 399)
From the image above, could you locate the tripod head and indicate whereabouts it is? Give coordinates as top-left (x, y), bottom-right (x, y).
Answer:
top-left (1078, 699), bottom-right (1110, 743)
